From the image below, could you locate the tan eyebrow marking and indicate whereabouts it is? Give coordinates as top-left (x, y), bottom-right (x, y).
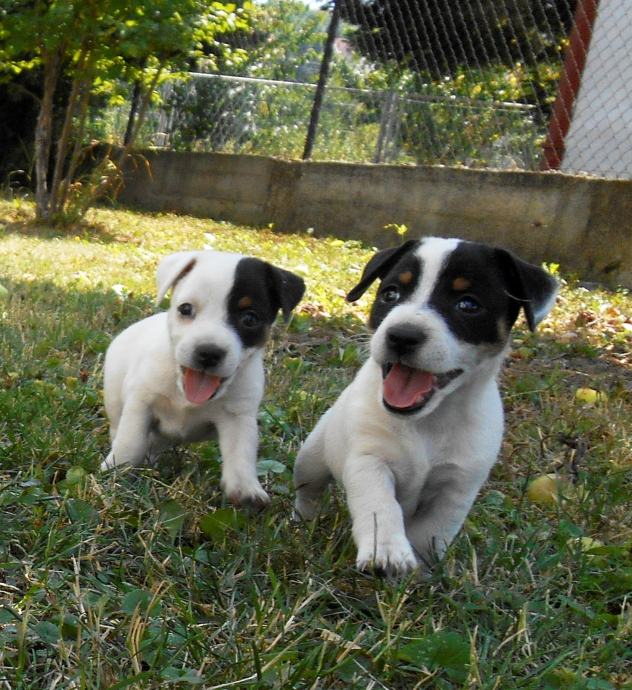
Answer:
top-left (399, 271), bottom-right (413, 285)
top-left (452, 277), bottom-right (471, 291)
top-left (238, 296), bottom-right (253, 309)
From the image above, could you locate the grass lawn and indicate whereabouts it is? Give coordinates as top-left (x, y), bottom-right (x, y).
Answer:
top-left (0, 197), bottom-right (631, 689)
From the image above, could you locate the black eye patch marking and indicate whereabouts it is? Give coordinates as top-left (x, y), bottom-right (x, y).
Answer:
top-left (428, 242), bottom-right (514, 345)
top-left (240, 311), bottom-right (261, 329)
top-left (454, 295), bottom-right (483, 315)
top-left (369, 254), bottom-right (422, 330)
top-left (380, 286), bottom-right (400, 304)
top-left (226, 258), bottom-right (277, 348)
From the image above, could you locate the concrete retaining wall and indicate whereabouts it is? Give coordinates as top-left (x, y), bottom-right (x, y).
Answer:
top-left (119, 150), bottom-right (632, 288)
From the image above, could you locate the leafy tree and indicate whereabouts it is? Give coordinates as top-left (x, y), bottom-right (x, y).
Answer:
top-left (242, 0), bottom-right (328, 83)
top-left (0, 0), bottom-right (251, 224)
top-left (155, 1), bottom-right (329, 156)
top-left (338, 0), bottom-right (577, 79)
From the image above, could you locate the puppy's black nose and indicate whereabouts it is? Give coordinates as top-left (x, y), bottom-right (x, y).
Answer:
top-left (195, 345), bottom-right (226, 369)
top-left (386, 325), bottom-right (427, 354)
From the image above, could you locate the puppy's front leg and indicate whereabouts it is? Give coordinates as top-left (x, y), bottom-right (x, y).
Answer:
top-left (293, 418), bottom-right (332, 520)
top-left (216, 412), bottom-right (270, 509)
top-left (101, 399), bottom-right (152, 470)
top-left (344, 455), bottom-right (418, 576)
top-left (406, 465), bottom-right (487, 567)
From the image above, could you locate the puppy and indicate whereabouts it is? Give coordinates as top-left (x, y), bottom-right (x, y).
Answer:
top-left (294, 237), bottom-right (557, 574)
top-left (102, 250), bottom-right (304, 507)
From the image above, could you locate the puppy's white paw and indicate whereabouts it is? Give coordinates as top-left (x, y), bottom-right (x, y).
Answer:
top-left (100, 452), bottom-right (118, 471)
top-left (356, 534), bottom-right (418, 577)
top-left (222, 478), bottom-right (270, 510)
top-left (293, 494), bottom-right (320, 521)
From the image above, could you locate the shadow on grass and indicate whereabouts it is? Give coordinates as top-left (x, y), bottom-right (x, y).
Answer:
top-left (2, 271), bottom-right (629, 482)
top-left (0, 275), bottom-right (366, 475)
top-left (0, 207), bottom-right (120, 244)
top-left (508, 328), bottom-right (632, 384)
top-left (2, 273), bottom-right (630, 466)
top-left (0, 277), bottom-right (154, 473)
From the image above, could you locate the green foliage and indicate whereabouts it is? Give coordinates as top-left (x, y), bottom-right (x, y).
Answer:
top-left (338, 0), bottom-right (575, 79)
top-left (397, 631), bottom-right (471, 682)
top-left (244, 0), bottom-right (328, 82)
top-left (1, 0), bottom-right (568, 176)
top-left (0, 0), bottom-right (253, 224)
top-left (0, 0), bottom-right (252, 86)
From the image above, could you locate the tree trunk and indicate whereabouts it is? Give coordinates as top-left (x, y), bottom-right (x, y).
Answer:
top-left (34, 49), bottom-right (61, 222)
top-left (58, 84), bottom-right (91, 212)
top-left (123, 59), bottom-right (147, 146)
top-left (121, 66), bottom-right (162, 157)
top-left (49, 50), bottom-right (88, 218)
top-left (78, 66), bottom-right (162, 219)
top-left (123, 80), bottom-right (142, 146)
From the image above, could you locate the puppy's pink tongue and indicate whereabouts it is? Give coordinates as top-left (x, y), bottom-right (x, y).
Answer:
top-left (183, 367), bottom-right (221, 404)
top-left (383, 363), bottom-right (434, 409)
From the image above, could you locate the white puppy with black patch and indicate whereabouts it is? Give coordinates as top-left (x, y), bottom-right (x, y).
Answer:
top-left (102, 250), bottom-right (304, 507)
top-left (294, 237), bottom-right (557, 575)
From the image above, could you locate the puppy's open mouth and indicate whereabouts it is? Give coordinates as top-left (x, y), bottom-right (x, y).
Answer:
top-left (381, 363), bottom-right (463, 414)
top-left (182, 367), bottom-right (224, 405)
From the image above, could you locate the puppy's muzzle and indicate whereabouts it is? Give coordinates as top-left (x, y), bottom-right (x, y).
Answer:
top-left (386, 325), bottom-right (427, 359)
top-left (381, 325), bottom-right (462, 415)
top-left (194, 344), bottom-right (226, 370)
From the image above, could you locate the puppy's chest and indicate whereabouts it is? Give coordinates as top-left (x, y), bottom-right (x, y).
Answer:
top-left (391, 433), bottom-right (459, 513)
top-left (151, 396), bottom-right (218, 442)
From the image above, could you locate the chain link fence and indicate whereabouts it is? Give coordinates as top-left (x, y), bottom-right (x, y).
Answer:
top-left (111, 73), bottom-right (540, 168)
top-left (103, 0), bottom-right (632, 179)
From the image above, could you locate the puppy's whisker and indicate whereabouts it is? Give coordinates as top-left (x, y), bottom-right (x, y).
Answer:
top-left (503, 289), bottom-right (532, 303)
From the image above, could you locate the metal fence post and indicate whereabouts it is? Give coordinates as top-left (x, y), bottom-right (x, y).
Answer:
top-left (302, 0), bottom-right (342, 160)
top-left (374, 90), bottom-right (399, 163)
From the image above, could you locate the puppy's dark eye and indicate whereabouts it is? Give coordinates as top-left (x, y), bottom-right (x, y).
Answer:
top-left (178, 303), bottom-right (194, 317)
top-left (240, 311), bottom-right (261, 329)
top-left (380, 287), bottom-right (400, 304)
top-left (455, 296), bottom-right (482, 314)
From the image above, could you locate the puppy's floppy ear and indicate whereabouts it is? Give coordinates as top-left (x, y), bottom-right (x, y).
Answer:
top-left (265, 263), bottom-right (306, 321)
top-left (156, 251), bottom-right (199, 305)
top-left (346, 240), bottom-right (419, 302)
top-left (495, 248), bottom-right (558, 331)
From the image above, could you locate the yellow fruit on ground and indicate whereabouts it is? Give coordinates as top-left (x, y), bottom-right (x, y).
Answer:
top-left (65, 466), bottom-right (87, 485)
top-left (567, 536), bottom-right (604, 556)
top-left (574, 387), bottom-right (608, 404)
top-left (578, 536), bottom-right (603, 551)
top-left (526, 474), bottom-right (564, 506)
